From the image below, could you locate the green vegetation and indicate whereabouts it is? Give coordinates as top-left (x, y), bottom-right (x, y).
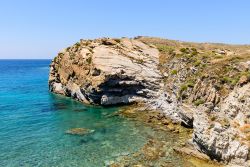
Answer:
top-left (58, 53), bottom-right (64, 57)
top-left (240, 71), bottom-right (250, 78)
top-left (180, 47), bottom-right (198, 56)
top-left (66, 47), bottom-right (71, 51)
top-left (214, 55), bottom-right (223, 59)
top-left (178, 80), bottom-right (196, 99)
top-left (53, 56), bottom-right (57, 62)
top-left (191, 48), bottom-right (198, 56)
top-left (75, 42), bottom-right (81, 48)
top-left (157, 44), bottom-right (174, 55)
top-left (211, 115), bottom-right (216, 121)
top-left (180, 48), bottom-right (189, 54)
top-left (194, 99), bottom-right (205, 106)
top-left (140, 36), bottom-right (250, 100)
top-left (186, 80), bottom-right (195, 87)
top-left (180, 84), bottom-right (188, 93)
top-left (221, 76), bottom-right (239, 86)
top-left (171, 70), bottom-right (178, 75)
top-left (137, 59), bottom-right (144, 64)
top-left (193, 60), bottom-right (201, 66)
top-left (86, 56), bottom-right (92, 64)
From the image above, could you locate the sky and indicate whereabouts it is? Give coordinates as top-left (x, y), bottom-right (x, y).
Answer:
top-left (0, 0), bottom-right (250, 59)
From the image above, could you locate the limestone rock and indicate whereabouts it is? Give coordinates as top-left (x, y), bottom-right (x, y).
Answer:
top-left (49, 38), bottom-right (162, 106)
top-left (237, 61), bottom-right (250, 72)
top-left (191, 84), bottom-right (250, 166)
top-left (49, 37), bottom-right (250, 166)
top-left (238, 75), bottom-right (249, 86)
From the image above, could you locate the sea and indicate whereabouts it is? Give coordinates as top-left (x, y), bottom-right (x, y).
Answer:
top-left (0, 60), bottom-right (213, 167)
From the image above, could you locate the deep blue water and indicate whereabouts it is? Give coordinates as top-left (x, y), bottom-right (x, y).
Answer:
top-left (0, 60), bottom-right (195, 167)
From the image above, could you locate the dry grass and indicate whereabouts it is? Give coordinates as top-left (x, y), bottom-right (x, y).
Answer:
top-left (137, 36), bottom-right (250, 99)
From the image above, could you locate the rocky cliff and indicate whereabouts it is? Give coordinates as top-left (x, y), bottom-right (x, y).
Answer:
top-left (49, 37), bottom-right (250, 166)
top-left (49, 38), bottom-right (162, 105)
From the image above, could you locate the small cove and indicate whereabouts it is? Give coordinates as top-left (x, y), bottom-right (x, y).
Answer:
top-left (0, 60), bottom-right (220, 167)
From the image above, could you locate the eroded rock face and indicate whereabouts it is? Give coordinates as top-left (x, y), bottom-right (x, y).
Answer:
top-left (49, 37), bottom-right (250, 166)
top-left (192, 84), bottom-right (250, 166)
top-left (49, 38), bottom-right (162, 105)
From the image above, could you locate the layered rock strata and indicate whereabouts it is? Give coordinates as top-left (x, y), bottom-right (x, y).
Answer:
top-left (49, 37), bottom-right (250, 166)
top-left (49, 38), bottom-right (162, 105)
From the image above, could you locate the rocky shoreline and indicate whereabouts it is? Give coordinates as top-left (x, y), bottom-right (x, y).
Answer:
top-left (49, 37), bottom-right (250, 166)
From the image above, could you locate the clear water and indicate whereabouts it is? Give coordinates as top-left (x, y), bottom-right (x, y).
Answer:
top-left (0, 60), bottom-right (196, 167)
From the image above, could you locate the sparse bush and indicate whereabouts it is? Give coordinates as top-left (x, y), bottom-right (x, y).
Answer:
top-left (180, 48), bottom-right (188, 53)
top-left (86, 56), bottom-right (92, 64)
top-left (194, 99), bottom-right (205, 106)
top-left (186, 80), bottom-right (195, 87)
top-left (66, 47), bottom-right (71, 51)
top-left (157, 45), bottom-right (175, 55)
top-left (214, 55), bottom-right (223, 59)
top-left (221, 76), bottom-right (239, 86)
top-left (171, 70), bottom-right (178, 75)
top-left (180, 84), bottom-right (188, 93)
top-left (75, 42), bottom-right (81, 48)
top-left (137, 59), bottom-right (144, 64)
top-left (211, 115), bottom-right (216, 121)
top-left (194, 60), bottom-right (201, 66)
top-left (114, 39), bottom-right (121, 43)
top-left (191, 48), bottom-right (198, 56)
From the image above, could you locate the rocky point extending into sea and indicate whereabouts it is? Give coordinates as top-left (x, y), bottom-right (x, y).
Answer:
top-left (49, 37), bottom-right (250, 167)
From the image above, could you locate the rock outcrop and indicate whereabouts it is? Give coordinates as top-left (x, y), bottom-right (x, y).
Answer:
top-left (49, 37), bottom-right (250, 166)
top-left (49, 38), bottom-right (162, 105)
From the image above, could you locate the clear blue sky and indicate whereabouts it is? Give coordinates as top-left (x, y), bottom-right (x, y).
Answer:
top-left (0, 0), bottom-right (250, 59)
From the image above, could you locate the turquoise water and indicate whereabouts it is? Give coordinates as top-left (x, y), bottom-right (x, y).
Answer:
top-left (0, 60), bottom-right (189, 167)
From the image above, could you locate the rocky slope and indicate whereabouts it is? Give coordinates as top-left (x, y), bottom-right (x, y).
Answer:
top-left (138, 37), bottom-right (250, 166)
top-left (49, 37), bottom-right (250, 166)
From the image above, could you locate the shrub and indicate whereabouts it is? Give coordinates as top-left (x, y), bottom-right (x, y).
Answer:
top-left (186, 80), bottom-right (195, 87)
top-left (66, 47), bottom-right (71, 51)
top-left (191, 48), bottom-right (198, 56)
top-left (221, 76), bottom-right (239, 86)
top-left (180, 48), bottom-right (188, 53)
top-left (194, 99), bottom-right (205, 106)
top-left (194, 60), bottom-right (201, 66)
top-left (214, 55), bottom-right (223, 59)
top-left (180, 84), bottom-right (188, 93)
top-left (137, 59), bottom-right (144, 64)
top-left (171, 70), bottom-right (178, 75)
top-left (157, 45), bottom-right (175, 55)
top-left (86, 56), bottom-right (92, 64)
top-left (75, 42), bottom-right (81, 48)
top-left (211, 115), bottom-right (216, 121)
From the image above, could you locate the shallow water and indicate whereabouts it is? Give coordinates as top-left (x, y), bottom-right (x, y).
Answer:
top-left (0, 60), bottom-right (217, 167)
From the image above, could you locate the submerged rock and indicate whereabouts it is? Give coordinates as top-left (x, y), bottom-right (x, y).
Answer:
top-left (65, 128), bottom-right (94, 136)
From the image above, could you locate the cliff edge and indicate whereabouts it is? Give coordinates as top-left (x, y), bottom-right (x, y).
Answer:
top-left (49, 38), bottom-right (162, 105)
top-left (49, 37), bottom-right (250, 166)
